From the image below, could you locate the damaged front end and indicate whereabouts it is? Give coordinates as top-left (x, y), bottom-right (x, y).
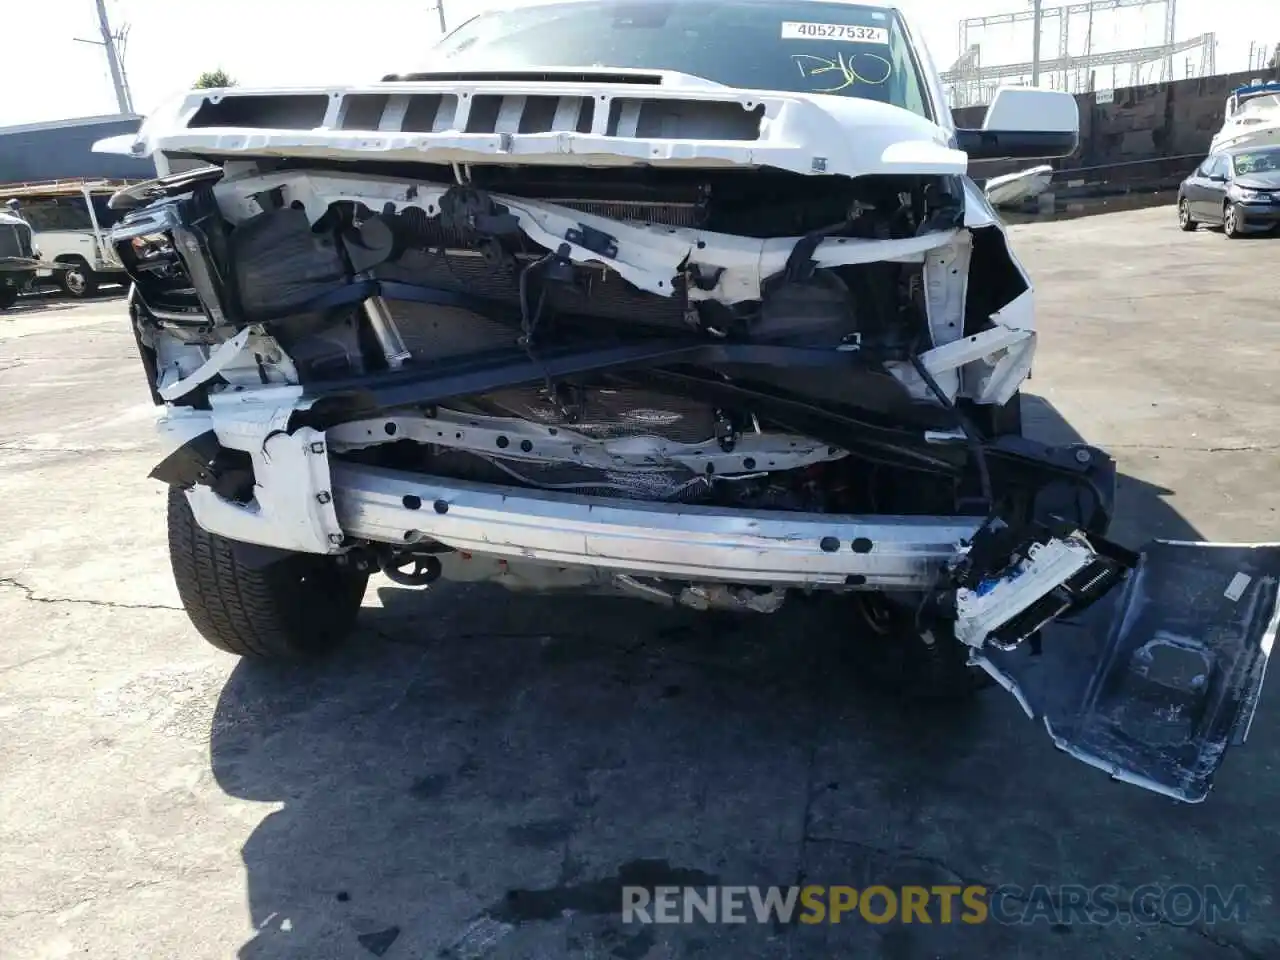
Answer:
top-left (105, 81), bottom-right (1275, 802)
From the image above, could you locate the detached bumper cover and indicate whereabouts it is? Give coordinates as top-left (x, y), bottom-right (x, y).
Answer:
top-left (985, 541), bottom-right (1280, 803)
top-left (1045, 542), bottom-right (1280, 802)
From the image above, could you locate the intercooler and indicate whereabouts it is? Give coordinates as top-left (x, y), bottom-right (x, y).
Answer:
top-left (553, 198), bottom-right (701, 227)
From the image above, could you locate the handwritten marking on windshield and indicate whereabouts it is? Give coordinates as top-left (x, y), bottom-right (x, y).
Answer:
top-left (792, 51), bottom-right (891, 93)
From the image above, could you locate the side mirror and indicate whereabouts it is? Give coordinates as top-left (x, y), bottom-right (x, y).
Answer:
top-left (956, 87), bottom-right (1080, 161)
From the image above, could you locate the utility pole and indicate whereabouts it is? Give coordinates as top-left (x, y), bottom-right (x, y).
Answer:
top-left (1031, 0), bottom-right (1043, 86)
top-left (78, 0), bottom-right (134, 115)
top-left (94, 0), bottom-right (133, 114)
top-left (434, 0), bottom-right (447, 33)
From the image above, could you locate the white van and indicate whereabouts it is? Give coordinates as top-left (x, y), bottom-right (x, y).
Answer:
top-left (2, 180), bottom-right (135, 297)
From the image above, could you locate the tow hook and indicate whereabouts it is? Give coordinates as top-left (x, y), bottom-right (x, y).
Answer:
top-left (378, 551), bottom-right (443, 587)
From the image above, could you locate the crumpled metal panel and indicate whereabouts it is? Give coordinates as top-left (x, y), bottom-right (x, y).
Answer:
top-left (986, 541), bottom-right (1280, 803)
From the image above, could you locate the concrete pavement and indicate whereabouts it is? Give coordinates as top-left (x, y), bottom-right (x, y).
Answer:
top-left (1, 207), bottom-right (1277, 959)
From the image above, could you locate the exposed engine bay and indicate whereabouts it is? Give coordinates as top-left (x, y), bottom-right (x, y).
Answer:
top-left (114, 158), bottom-right (1122, 622)
top-left (107, 156), bottom-right (1280, 804)
top-left (119, 160), bottom-right (1047, 517)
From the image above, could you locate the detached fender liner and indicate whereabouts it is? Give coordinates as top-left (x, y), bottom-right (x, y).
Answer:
top-left (150, 430), bottom-right (294, 569)
top-left (150, 429), bottom-right (254, 503)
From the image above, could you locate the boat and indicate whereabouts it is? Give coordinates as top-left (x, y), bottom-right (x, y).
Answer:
top-left (1209, 82), bottom-right (1280, 153)
top-left (983, 164), bottom-right (1054, 208)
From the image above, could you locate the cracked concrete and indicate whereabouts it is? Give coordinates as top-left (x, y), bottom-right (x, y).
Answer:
top-left (0, 576), bottom-right (182, 611)
top-left (0, 208), bottom-right (1277, 959)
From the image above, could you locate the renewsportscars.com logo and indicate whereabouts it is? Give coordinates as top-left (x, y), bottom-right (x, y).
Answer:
top-left (622, 884), bottom-right (1251, 926)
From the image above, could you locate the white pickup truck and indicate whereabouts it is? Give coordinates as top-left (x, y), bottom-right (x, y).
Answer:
top-left (1, 179), bottom-right (134, 297)
top-left (99, 0), bottom-right (1279, 804)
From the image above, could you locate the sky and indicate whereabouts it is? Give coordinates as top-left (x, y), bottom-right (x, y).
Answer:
top-left (1, 0), bottom-right (1277, 128)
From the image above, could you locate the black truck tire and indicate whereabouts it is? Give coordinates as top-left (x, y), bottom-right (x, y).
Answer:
top-left (167, 487), bottom-right (368, 659)
top-left (58, 259), bottom-right (99, 298)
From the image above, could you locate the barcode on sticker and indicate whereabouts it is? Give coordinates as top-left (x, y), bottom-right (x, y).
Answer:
top-left (1224, 572), bottom-right (1251, 602)
top-left (781, 22), bottom-right (889, 43)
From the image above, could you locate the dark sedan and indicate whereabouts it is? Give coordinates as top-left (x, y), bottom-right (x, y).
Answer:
top-left (1178, 144), bottom-right (1280, 237)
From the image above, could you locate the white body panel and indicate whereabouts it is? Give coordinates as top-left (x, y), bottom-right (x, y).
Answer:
top-left (30, 229), bottom-right (122, 277)
top-left (120, 78), bottom-right (969, 181)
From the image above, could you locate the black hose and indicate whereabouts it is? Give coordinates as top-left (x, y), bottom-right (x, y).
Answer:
top-left (517, 251), bottom-right (556, 346)
top-left (379, 553), bottom-right (442, 587)
top-left (517, 251), bottom-right (558, 392)
top-left (908, 350), bottom-right (994, 510)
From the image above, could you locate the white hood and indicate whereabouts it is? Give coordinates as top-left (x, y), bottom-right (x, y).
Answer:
top-left (102, 76), bottom-right (968, 180)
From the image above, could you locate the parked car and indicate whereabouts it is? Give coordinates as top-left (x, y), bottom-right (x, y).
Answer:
top-left (1178, 144), bottom-right (1280, 237)
top-left (1, 180), bottom-right (134, 296)
top-left (0, 208), bottom-right (39, 310)
top-left (102, 0), bottom-right (1280, 803)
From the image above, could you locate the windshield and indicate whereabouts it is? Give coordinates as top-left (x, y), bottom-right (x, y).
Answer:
top-left (1237, 93), bottom-right (1280, 116)
top-left (1233, 148), bottom-right (1280, 175)
top-left (431, 0), bottom-right (932, 120)
top-left (20, 198), bottom-right (94, 232)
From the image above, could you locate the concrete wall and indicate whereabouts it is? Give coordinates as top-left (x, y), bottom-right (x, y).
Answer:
top-left (0, 116), bottom-right (157, 184)
top-left (955, 68), bottom-right (1279, 175)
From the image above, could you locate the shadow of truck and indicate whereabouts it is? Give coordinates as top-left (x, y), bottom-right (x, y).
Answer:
top-left (208, 393), bottom-right (1264, 960)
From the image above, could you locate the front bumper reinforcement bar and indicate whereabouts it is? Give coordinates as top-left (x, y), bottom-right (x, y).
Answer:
top-left (330, 462), bottom-right (982, 588)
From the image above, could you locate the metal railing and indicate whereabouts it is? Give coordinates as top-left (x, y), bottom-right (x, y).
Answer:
top-left (1, 178), bottom-right (144, 199)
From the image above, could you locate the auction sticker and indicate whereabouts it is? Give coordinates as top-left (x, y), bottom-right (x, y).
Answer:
top-left (780, 22), bottom-right (889, 43)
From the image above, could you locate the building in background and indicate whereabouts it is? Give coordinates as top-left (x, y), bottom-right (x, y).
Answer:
top-left (0, 115), bottom-right (157, 183)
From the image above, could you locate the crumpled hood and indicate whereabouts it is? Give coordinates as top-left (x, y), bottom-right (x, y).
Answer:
top-left (98, 77), bottom-right (968, 180)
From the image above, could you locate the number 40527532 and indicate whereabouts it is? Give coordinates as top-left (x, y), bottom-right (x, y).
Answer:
top-left (780, 22), bottom-right (888, 43)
